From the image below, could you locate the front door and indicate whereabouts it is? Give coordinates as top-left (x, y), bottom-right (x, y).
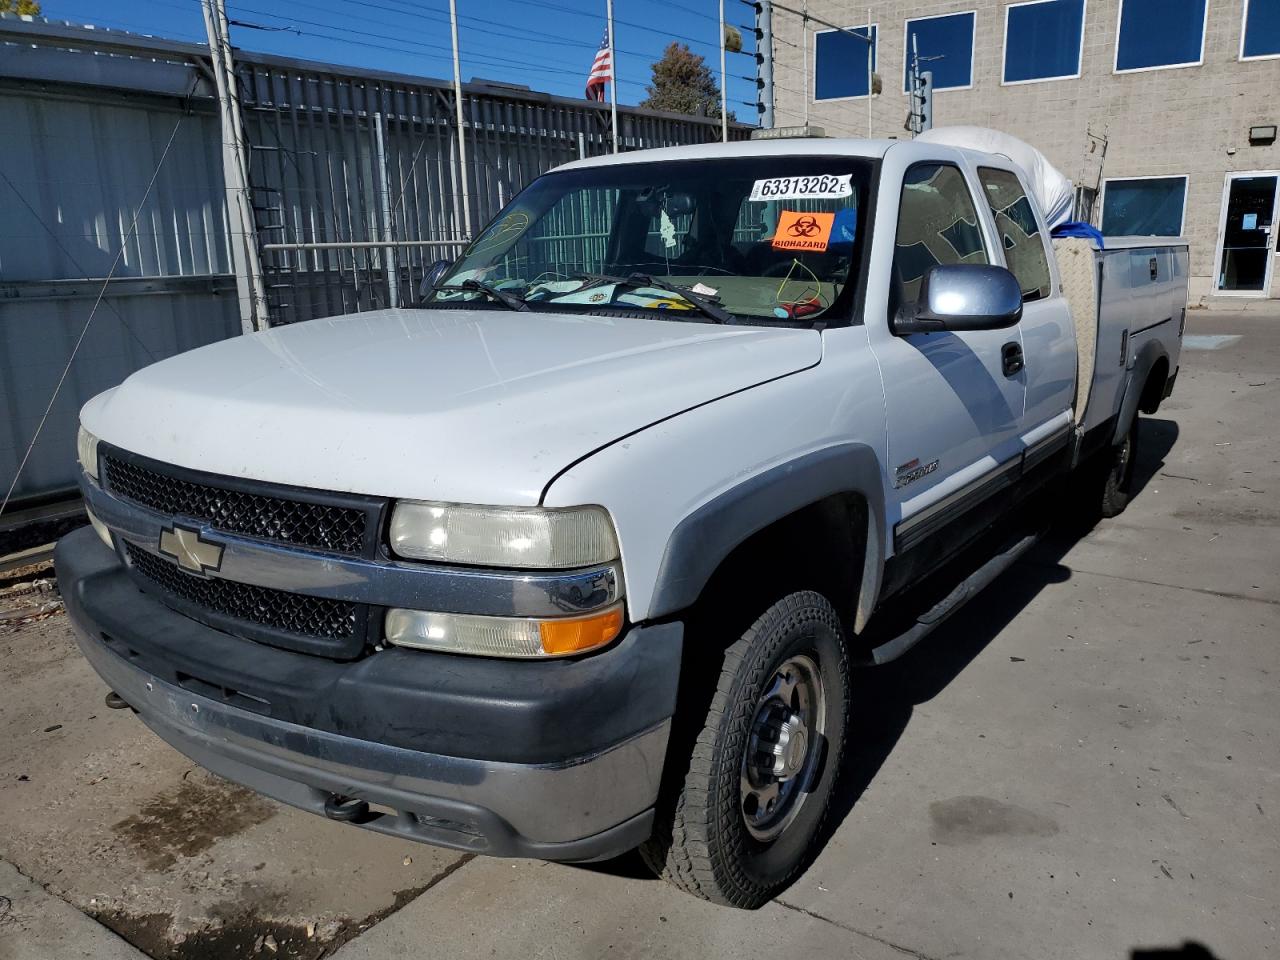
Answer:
top-left (868, 157), bottom-right (1027, 551)
top-left (1215, 173), bottom-right (1280, 295)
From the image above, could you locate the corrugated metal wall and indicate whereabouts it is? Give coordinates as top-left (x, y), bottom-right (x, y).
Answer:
top-left (0, 87), bottom-right (241, 506)
top-left (0, 17), bottom-right (752, 508)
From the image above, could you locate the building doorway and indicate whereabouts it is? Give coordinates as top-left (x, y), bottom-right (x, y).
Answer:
top-left (1215, 172), bottom-right (1280, 296)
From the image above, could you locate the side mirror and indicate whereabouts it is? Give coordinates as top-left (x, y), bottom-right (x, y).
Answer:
top-left (418, 259), bottom-right (452, 302)
top-left (892, 264), bottom-right (1023, 335)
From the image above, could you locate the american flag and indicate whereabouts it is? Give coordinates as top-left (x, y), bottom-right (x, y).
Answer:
top-left (585, 27), bottom-right (612, 101)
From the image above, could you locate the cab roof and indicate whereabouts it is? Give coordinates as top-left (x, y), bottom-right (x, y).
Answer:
top-left (553, 137), bottom-right (898, 173)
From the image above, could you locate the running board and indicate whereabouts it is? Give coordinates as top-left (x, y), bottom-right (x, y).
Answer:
top-left (869, 531), bottom-right (1042, 665)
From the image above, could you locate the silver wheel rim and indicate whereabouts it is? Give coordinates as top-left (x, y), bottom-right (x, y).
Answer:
top-left (739, 653), bottom-right (827, 842)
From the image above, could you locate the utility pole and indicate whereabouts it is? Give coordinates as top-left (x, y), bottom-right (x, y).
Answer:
top-left (755, 0), bottom-right (774, 128)
top-left (906, 33), bottom-right (935, 137)
top-left (801, 0), bottom-right (809, 128)
top-left (769, 2), bottom-right (874, 135)
top-left (201, 0), bottom-right (268, 333)
top-left (448, 0), bottom-right (473, 238)
top-left (719, 0), bottom-right (728, 142)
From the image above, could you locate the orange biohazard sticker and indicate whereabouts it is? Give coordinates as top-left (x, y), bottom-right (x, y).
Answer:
top-left (771, 210), bottom-right (835, 252)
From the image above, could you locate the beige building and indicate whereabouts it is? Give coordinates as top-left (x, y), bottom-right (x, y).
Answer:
top-left (769, 0), bottom-right (1280, 301)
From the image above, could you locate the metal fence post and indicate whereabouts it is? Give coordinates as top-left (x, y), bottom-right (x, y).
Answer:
top-left (373, 113), bottom-right (400, 309)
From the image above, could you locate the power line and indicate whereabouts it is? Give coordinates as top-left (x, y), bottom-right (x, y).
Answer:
top-left (225, 3), bottom-right (631, 85)
top-left (268, 0), bottom-right (680, 63)
top-left (134, 0), bottom-right (627, 86)
top-left (477, 0), bottom-right (724, 52)
top-left (644, 0), bottom-right (721, 23)
top-left (138, 0), bottom-right (748, 102)
top-left (366, 0), bottom-right (724, 52)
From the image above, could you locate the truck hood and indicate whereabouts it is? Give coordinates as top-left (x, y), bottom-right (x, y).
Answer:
top-left (82, 308), bottom-right (821, 504)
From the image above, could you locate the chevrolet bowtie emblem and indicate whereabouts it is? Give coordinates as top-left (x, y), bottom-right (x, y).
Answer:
top-left (157, 525), bottom-right (224, 576)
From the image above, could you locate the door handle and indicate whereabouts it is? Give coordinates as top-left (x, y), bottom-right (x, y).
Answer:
top-left (1001, 341), bottom-right (1024, 377)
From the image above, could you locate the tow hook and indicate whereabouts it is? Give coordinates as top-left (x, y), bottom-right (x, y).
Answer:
top-left (323, 794), bottom-right (369, 822)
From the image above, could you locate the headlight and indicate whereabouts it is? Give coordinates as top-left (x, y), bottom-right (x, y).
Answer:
top-left (389, 501), bottom-right (618, 568)
top-left (384, 604), bottom-right (624, 658)
top-left (77, 426), bottom-right (100, 481)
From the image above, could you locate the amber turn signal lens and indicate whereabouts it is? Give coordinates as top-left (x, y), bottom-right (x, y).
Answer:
top-left (539, 605), bottom-right (625, 656)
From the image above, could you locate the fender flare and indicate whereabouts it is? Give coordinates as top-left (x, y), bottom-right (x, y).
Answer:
top-left (647, 442), bottom-right (886, 631)
top-left (1112, 337), bottom-right (1170, 445)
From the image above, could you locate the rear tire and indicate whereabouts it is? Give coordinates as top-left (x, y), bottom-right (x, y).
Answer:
top-left (1100, 416), bottom-right (1139, 518)
top-left (640, 591), bottom-right (849, 908)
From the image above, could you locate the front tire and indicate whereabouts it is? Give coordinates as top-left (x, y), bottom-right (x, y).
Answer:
top-left (640, 591), bottom-right (850, 908)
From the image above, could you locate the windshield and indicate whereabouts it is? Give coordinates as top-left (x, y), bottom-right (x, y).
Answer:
top-left (423, 156), bottom-right (873, 325)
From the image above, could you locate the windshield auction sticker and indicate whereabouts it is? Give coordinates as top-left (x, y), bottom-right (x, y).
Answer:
top-left (750, 174), bottom-right (852, 201)
top-left (771, 210), bottom-right (835, 252)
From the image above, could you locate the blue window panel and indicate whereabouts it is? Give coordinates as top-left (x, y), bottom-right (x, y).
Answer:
top-left (903, 12), bottom-right (975, 92)
top-left (1004, 0), bottom-right (1085, 83)
top-left (1243, 0), bottom-right (1280, 58)
top-left (815, 25), bottom-right (877, 100)
top-left (1116, 0), bottom-right (1206, 70)
top-left (1101, 178), bottom-right (1187, 236)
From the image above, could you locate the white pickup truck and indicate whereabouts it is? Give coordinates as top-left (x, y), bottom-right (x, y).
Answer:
top-left (58, 136), bottom-right (1185, 909)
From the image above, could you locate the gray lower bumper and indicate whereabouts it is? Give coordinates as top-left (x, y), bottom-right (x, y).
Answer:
top-left (72, 624), bottom-right (666, 861)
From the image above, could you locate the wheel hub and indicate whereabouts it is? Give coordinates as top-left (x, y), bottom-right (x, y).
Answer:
top-left (771, 714), bottom-right (809, 779)
top-left (739, 654), bottom-right (826, 842)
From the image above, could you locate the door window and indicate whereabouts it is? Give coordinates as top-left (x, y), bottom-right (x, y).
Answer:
top-left (892, 163), bottom-right (990, 305)
top-left (978, 167), bottom-right (1053, 301)
top-left (1218, 175), bottom-right (1278, 292)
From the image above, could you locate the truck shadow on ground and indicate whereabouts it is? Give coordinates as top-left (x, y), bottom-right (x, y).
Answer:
top-left (823, 416), bottom-right (1179, 851)
top-left (585, 417), bottom-right (1179, 887)
top-left (1131, 943), bottom-right (1224, 960)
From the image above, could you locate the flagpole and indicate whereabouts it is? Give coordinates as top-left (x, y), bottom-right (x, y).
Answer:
top-left (719, 0), bottom-right (728, 142)
top-left (607, 0), bottom-right (618, 153)
top-left (449, 0), bottom-right (473, 238)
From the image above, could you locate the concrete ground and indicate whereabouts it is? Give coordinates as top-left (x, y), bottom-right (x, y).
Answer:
top-left (1, 311), bottom-right (1276, 960)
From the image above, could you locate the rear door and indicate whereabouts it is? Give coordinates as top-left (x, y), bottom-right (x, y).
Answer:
top-left (975, 164), bottom-right (1076, 460)
top-left (867, 152), bottom-right (1027, 555)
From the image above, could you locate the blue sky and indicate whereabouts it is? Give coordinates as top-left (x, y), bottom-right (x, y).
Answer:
top-left (46, 0), bottom-right (759, 114)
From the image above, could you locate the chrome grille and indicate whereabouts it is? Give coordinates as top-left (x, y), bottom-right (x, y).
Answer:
top-left (125, 543), bottom-right (360, 645)
top-left (102, 453), bottom-right (374, 556)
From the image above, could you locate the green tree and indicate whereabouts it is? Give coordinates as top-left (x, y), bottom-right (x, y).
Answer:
top-left (640, 42), bottom-right (731, 119)
top-left (0, 0), bottom-right (43, 13)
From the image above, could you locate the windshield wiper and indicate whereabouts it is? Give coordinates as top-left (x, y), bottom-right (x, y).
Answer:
top-left (434, 278), bottom-right (528, 311)
top-left (573, 272), bottom-right (732, 324)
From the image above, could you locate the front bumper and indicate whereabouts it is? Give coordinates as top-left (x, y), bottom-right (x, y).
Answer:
top-left (56, 527), bottom-right (682, 860)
